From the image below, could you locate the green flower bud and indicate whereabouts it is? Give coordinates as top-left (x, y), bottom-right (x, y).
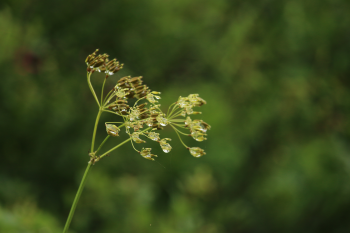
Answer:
top-left (189, 147), bottom-right (206, 158)
top-left (140, 148), bottom-right (157, 161)
top-left (105, 124), bottom-right (120, 137)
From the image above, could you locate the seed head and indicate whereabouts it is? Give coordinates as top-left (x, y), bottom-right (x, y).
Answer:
top-left (85, 49), bottom-right (123, 75)
top-left (86, 50), bottom-right (210, 162)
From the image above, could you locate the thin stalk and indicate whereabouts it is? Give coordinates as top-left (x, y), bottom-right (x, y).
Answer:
top-left (168, 119), bottom-right (186, 122)
top-left (103, 89), bottom-right (114, 106)
top-left (103, 109), bottom-right (123, 116)
top-left (167, 102), bottom-right (177, 117)
top-left (62, 162), bottom-right (91, 233)
top-left (169, 110), bottom-right (183, 119)
top-left (91, 110), bottom-right (103, 152)
top-left (101, 77), bottom-right (107, 106)
top-left (95, 135), bottom-right (110, 154)
top-left (99, 127), bottom-right (151, 159)
top-left (170, 124), bottom-right (189, 135)
top-left (99, 138), bottom-right (132, 159)
top-left (104, 90), bottom-right (118, 107)
top-left (169, 122), bottom-right (186, 128)
top-left (133, 96), bottom-right (146, 108)
top-left (168, 104), bottom-right (179, 118)
top-left (170, 124), bottom-right (189, 148)
top-left (87, 72), bottom-right (101, 107)
top-left (130, 137), bottom-right (139, 153)
top-left (63, 106), bottom-right (103, 233)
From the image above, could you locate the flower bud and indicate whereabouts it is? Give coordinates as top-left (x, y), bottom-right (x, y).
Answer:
top-left (105, 124), bottom-right (120, 137)
top-left (185, 117), bottom-right (192, 127)
top-left (159, 138), bottom-right (172, 153)
top-left (189, 147), bottom-right (206, 158)
top-left (130, 76), bottom-right (143, 85)
top-left (192, 120), bottom-right (211, 132)
top-left (140, 148), bottom-right (157, 161)
top-left (132, 121), bottom-right (143, 131)
top-left (156, 114), bottom-right (168, 126)
top-left (85, 49), bottom-right (99, 65)
top-left (131, 132), bottom-right (146, 143)
top-left (148, 132), bottom-right (160, 141)
top-left (191, 131), bottom-right (207, 142)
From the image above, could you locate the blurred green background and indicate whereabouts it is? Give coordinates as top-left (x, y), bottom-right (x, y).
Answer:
top-left (1, 0), bottom-right (350, 232)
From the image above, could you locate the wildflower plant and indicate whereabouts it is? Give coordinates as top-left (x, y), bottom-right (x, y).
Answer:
top-left (62, 49), bottom-right (210, 233)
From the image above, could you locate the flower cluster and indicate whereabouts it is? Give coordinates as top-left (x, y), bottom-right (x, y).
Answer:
top-left (86, 50), bottom-right (210, 162)
top-left (85, 49), bottom-right (123, 77)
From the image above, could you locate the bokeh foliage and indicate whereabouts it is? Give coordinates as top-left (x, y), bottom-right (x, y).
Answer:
top-left (1, 0), bottom-right (350, 232)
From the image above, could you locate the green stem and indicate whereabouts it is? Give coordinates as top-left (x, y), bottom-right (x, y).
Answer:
top-left (169, 122), bottom-right (186, 128)
top-left (103, 89), bottom-right (114, 107)
top-left (167, 102), bottom-right (177, 117)
top-left (63, 107), bottom-right (102, 233)
top-left (169, 110), bottom-right (183, 119)
top-left (91, 110), bottom-right (103, 152)
top-left (99, 137), bottom-right (132, 159)
top-left (102, 109), bottom-right (122, 115)
top-left (87, 72), bottom-right (101, 107)
top-left (168, 104), bottom-right (179, 118)
top-left (99, 127), bottom-right (151, 159)
top-left (95, 135), bottom-right (110, 154)
top-left (62, 162), bottom-right (92, 233)
top-left (170, 124), bottom-right (189, 148)
top-left (104, 90), bottom-right (117, 107)
top-left (101, 77), bottom-right (107, 106)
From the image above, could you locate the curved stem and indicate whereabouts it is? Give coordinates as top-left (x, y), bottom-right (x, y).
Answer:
top-left (168, 104), bottom-right (179, 118)
top-left (170, 123), bottom-right (189, 135)
top-left (87, 72), bottom-right (101, 107)
top-left (170, 124), bottom-right (189, 148)
top-left (133, 96), bottom-right (146, 108)
top-left (130, 137), bottom-right (140, 153)
top-left (171, 126), bottom-right (189, 135)
top-left (169, 110), bottom-right (183, 119)
top-left (62, 162), bottom-right (92, 233)
top-left (167, 102), bottom-right (177, 117)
